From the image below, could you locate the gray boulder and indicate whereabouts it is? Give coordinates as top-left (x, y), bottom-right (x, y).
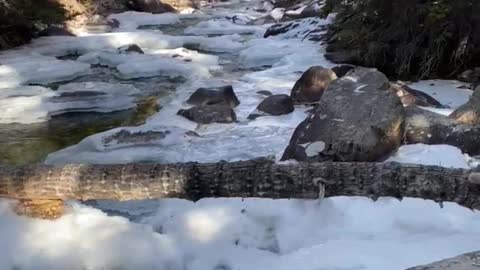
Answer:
top-left (187, 85), bottom-right (240, 108)
top-left (290, 66), bottom-right (337, 104)
top-left (282, 67), bottom-right (404, 162)
top-left (248, 94), bottom-right (294, 120)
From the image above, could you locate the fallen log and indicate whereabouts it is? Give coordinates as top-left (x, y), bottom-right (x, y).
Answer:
top-left (405, 250), bottom-right (480, 270)
top-left (405, 106), bottom-right (480, 155)
top-left (2, 160), bottom-right (480, 219)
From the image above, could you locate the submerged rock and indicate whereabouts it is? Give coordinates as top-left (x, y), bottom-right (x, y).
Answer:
top-left (178, 104), bottom-right (237, 124)
top-left (187, 85), bottom-right (240, 108)
top-left (248, 94), bottom-right (294, 120)
top-left (290, 66), bottom-right (337, 104)
top-left (282, 67), bottom-right (404, 162)
top-left (118, 44), bottom-right (144, 54)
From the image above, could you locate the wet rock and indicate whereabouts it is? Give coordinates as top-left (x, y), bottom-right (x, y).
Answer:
top-left (324, 50), bottom-right (362, 64)
top-left (282, 67), bottom-right (404, 162)
top-left (118, 44), bottom-right (144, 54)
top-left (37, 26), bottom-right (75, 37)
top-left (391, 82), bottom-right (445, 108)
top-left (257, 90), bottom-right (273, 96)
top-left (177, 105), bottom-right (237, 124)
top-left (458, 67), bottom-right (480, 86)
top-left (405, 250), bottom-right (480, 270)
top-left (127, 0), bottom-right (197, 13)
top-left (331, 64), bottom-right (355, 78)
top-left (450, 86), bottom-right (480, 125)
top-left (103, 129), bottom-right (168, 144)
top-left (290, 66), bottom-right (337, 103)
top-left (187, 85), bottom-right (240, 108)
top-left (248, 94), bottom-right (294, 120)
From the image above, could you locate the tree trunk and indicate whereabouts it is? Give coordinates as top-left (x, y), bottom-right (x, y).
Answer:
top-left (405, 250), bottom-right (480, 270)
top-left (2, 160), bottom-right (480, 211)
top-left (405, 106), bottom-right (480, 155)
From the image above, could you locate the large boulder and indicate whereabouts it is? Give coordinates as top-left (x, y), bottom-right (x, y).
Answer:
top-left (450, 86), bottom-right (480, 125)
top-left (177, 105), bottom-right (237, 124)
top-left (127, 0), bottom-right (197, 13)
top-left (282, 67), bottom-right (405, 162)
top-left (248, 94), bottom-right (294, 120)
top-left (187, 85), bottom-right (240, 108)
top-left (290, 66), bottom-right (337, 104)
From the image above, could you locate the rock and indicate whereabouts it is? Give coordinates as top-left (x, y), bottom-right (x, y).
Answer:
top-left (324, 50), bottom-right (362, 64)
top-left (248, 94), bottom-right (294, 120)
top-left (391, 82), bottom-right (445, 108)
top-left (282, 67), bottom-right (404, 162)
top-left (458, 67), bottom-right (480, 85)
top-left (177, 105), bottom-right (237, 124)
top-left (290, 66), bottom-right (337, 103)
top-left (187, 85), bottom-right (240, 108)
top-left (449, 86), bottom-right (480, 125)
top-left (118, 44), bottom-right (144, 54)
top-left (108, 19), bottom-right (120, 28)
top-left (331, 64), bottom-right (355, 78)
top-left (257, 90), bottom-right (273, 96)
top-left (128, 0), bottom-right (197, 13)
top-left (37, 26), bottom-right (75, 37)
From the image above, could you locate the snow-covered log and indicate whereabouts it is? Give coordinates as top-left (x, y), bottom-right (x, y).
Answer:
top-left (2, 160), bottom-right (480, 215)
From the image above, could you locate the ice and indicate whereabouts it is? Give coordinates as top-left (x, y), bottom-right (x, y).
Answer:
top-left (0, 86), bottom-right (56, 124)
top-left (408, 80), bottom-right (473, 112)
top-left (385, 144), bottom-right (476, 169)
top-left (108, 11), bottom-right (183, 31)
top-left (78, 49), bottom-right (217, 79)
top-left (0, 83), bottom-right (140, 124)
top-left (0, 53), bottom-right (91, 89)
top-left (184, 19), bottom-right (265, 36)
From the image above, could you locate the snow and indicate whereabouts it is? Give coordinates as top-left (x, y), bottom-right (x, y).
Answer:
top-left (386, 144), bottom-right (477, 169)
top-left (407, 80), bottom-right (473, 115)
top-left (2, 196), bottom-right (480, 270)
top-left (2, 0), bottom-right (480, 269)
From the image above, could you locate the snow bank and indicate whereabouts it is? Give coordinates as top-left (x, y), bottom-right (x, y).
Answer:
top-left (386, 144), bottom-right (478, 169)
top-left (2, 196), bottom-right (480, 270)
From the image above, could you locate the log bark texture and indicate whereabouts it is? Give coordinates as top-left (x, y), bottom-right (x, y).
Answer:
top-left (1, 161), bottom-right (480, 210)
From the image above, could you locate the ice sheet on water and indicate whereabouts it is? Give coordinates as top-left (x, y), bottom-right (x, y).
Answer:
top-left (108, 11), bottom-right (184, 31)
top-left (184, 19), bottom-right (265, 36)
top-left (78, 48), bottom-right (218, 79)
top-left (0, 53), bottom-right (91, 89)
top-left (0, 82), bottom-right (140, 124)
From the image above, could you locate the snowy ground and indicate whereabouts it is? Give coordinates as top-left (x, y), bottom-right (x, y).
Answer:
top-left (0, 0), bottom-right (479, 269)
